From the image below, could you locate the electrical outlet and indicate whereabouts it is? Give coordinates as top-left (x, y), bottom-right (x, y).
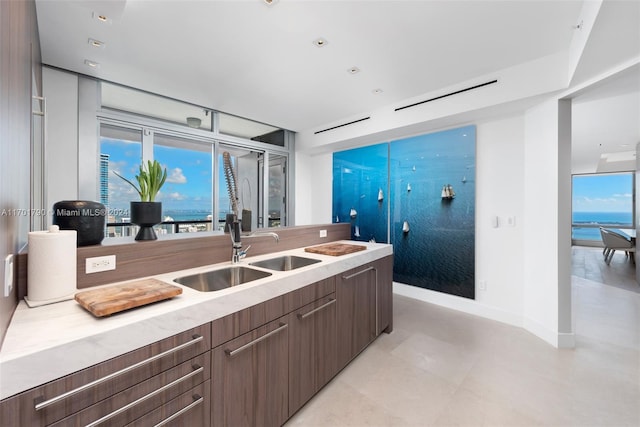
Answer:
top-left (319, 229), bottom-right (327, 238)
top-left (4, 254), bottom-right (14, 297)
top-left (86, 255), bottom-right (116, 274)
top-left (479, 280), bottom-right (487, 291)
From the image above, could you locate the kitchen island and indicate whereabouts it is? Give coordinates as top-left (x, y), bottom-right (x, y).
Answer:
top-left (0, 240), bottom-right (393, 426)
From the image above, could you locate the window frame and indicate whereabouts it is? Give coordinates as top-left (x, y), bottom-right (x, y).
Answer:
top-left (95, 107), bottom-right (292, 237)
top-left (571, 171), bottom-right (636, 246)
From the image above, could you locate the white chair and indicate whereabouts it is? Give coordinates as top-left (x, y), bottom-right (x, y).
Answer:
top-left (600, 228), bottom-right (635, 265)
top-left (599, 227), bottom-right (610, 259)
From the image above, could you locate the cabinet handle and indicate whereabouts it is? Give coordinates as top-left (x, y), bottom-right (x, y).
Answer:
top-left (225, 322), bottom-right (288, 358)
top-left (342, 266), bottom-right (375, 280)
top-left (34, 334), bottom-right (204, 411)
top-left (153, 394), bottom-right (204, 427)
top-left (297, 298), bottom-right (336, 320)
top-left (84, 365), bottom-right (204, 427)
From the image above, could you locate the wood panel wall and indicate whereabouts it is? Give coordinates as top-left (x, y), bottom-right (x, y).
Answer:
top-left (0, 0), bottom-right (41, 346)
top-left (16, 223), bottom-right (350, 296)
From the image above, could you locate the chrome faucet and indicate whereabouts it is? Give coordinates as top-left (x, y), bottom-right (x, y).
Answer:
top-left (229, 222), bottom-right (279, 264)
top-left (245, 230), bottom-right (280, 242)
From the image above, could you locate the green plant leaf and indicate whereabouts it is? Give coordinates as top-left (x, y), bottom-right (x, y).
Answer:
top-left (113, 160), bottom-right (167, 202)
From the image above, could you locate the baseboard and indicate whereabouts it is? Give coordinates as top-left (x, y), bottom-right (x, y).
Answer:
top-left (393, 282), bottom-right (576, 348)
top-left (392, 282), bottom-right (523, 327)
top-left (522, 316), bottom-right (575, 348)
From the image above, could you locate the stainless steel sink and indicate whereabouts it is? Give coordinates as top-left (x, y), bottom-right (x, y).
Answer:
top-left (249, 255), bottom-right (321, 271)
top-left (174, 266), bottom-right (272, 292)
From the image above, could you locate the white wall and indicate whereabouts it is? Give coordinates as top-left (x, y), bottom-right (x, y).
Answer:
top-left (42, 68), bottom-right (79, 218)
top-left (522, 98), bottom-right (573, 348)
top-left (522, 99), bottom-right (560, 346)
top-left (474, 115), bottom-right (526, 322)
top-left (294, 151), bottom-right (332, 225)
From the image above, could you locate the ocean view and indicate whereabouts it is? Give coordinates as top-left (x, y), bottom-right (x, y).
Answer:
top-left (108, 209), bottom-right (224, 223)
top-left (572, 211), bottom-right (633, 240)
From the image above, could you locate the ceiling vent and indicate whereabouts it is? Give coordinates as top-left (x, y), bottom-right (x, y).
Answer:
top-left (314, 117), bottom-right (371, 135)
top-left (395, 80), bottom-right (498, 112)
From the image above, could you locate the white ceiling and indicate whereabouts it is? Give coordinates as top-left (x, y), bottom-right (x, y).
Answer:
top-left (572, 64), bottom-right (640, 174)
top-left (35, 0), bottom-right (639, 172)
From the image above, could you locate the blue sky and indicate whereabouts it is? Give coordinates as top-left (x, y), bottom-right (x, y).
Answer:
top-left (102, 138), bottom-right (216, 213)
top-left (572, 173), bottom-right (633, 213)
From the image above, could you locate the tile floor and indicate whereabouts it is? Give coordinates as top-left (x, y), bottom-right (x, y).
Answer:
top-left (286, 247), bottom-right (640, 426)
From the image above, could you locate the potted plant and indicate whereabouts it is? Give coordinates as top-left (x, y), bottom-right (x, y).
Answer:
top-left (114, 160), bottom-right (167, 241)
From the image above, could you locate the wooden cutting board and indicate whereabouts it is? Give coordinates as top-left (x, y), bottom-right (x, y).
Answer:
top-left (305, 243), bottom-right (367, 256)
top-left (75, 278), bottom-right (182, 317)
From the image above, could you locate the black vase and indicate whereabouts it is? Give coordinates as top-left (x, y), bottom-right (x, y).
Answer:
top-left (53, 200), bottom-right (106, 246)
top-left (130, 201), bottom-right (162, 241)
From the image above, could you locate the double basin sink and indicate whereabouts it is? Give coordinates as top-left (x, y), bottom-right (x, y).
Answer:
top-left (174, 255), bottom-right (321, 292)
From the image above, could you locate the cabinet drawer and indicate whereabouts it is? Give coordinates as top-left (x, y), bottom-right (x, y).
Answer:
top-left (50, 353), bottom-right (210, 427)
top-left (0, 323), bottom-right (210, 426)
top-left (124, 380), bottom-right (210, 427)
top-left (212, 276), bottom-right (334, 347)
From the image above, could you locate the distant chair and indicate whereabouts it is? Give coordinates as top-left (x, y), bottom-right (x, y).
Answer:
top-left (599, 227), bottom-right (612, 259)
top-left (600, 227), bottom-right (635, 265)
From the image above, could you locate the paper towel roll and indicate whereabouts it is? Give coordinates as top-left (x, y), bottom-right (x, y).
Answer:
top-left (26, 225), bottom-right (77, 307)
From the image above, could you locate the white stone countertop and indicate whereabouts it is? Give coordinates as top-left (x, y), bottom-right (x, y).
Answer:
top-left (0, 240), bottom-right (392, 400)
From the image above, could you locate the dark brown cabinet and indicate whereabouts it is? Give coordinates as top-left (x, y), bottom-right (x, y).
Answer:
top-left (0, 324), bottom-right (211, 426)
top-left (211, 317), bottom-right (289, 427)
top-left (210, 256), bottom-right (393, 426)
top-left (336, 255), bottom-right (394, 371)
top-left (124, 380), bottom-right (211, 427)
top-left (336, 264), bottom-right (378, 370)
top-left (288, 289), bottom-right (337, 415)
top-left (0, 253), bottom-right (393, 427)
top-left (375, 255), bottom-right (394, 336)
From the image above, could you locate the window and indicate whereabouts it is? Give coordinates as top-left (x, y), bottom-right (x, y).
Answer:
top-left (99, 123), bottom-right (142, 237)
top-left (218, 145), bottom-right (262, 231)
top-left (153, 133), bottom-right (214, 233)
top-left (572, 172), bottom-right (635, 243)
top-left (259, 154), bottom-right (288, 227)
top-left (97, 83), bottom-right (292, 238)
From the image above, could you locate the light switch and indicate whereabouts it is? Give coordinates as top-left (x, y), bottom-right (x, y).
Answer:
top-left (4, 254), bottom-right (14, 297)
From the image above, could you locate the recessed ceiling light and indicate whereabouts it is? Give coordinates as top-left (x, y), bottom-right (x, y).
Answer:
top-left (348, 66), bottom-right (360, 74)
top-left (92, 12), bottom-right (112, 24)
top-left (88, 38), bottom-right (105, 48)
top-left (313, 38), bottom-right (328, 47)
top-left (372, 88), bottom-right (383, 94)
top-left (263, 0), bottom-right (279, 5)
top-left (84, 59), bottom-right (100, 68)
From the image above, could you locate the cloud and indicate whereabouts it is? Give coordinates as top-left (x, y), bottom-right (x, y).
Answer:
top-left (164, 192), bottom-right (185, 201)
top-left (166, 167), bottom-right (187, 184)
